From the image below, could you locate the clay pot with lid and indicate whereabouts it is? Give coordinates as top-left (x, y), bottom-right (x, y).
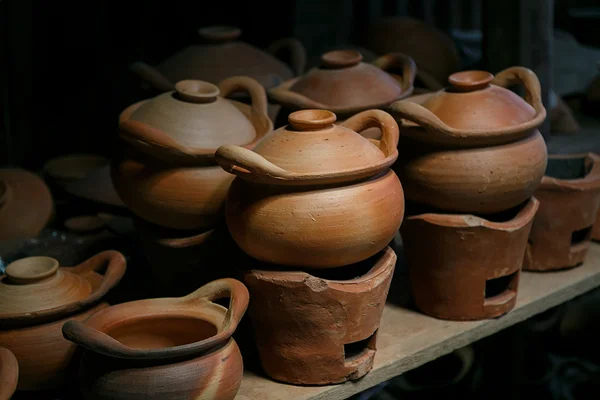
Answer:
top-left (0, 348), bottom-right (18, 400)
top-left (0, 250), bottom-right (126, 390)
top-left (215, 108), bottom-right (404, 268)
top-left (524, 153), bottom-right (600, 271)
top-left (390, 67), bottom-right (548, 214)
top-left (62, 278), bottom-right (249, 400)
top-left (244, 247), bottom-right (396, 385)
top-left (112, 76), bottom-right (272, 231)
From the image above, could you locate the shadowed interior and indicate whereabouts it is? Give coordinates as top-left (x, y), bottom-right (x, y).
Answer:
top-left (545, 157), bottom-right (590, 180)
top-left (572, 226), bottom-right (593, 245)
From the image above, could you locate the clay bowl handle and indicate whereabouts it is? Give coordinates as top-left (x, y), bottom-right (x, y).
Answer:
top-left (267, 83), bottom-right (328, 111)
top-left (266, 37), bottom-right (307, 76)
top-left (492, 66), bottom-right (546, 119)
top-left (388, 100), bottom-right (452, 135)
top-left (71, 250), bottom-right (127, 308)
top-left (341, 109), bottom-right (400, 159)
top-left (219, 76), bottom-right (269, 117)
top-left (129, 61), bottom-right (174, 92)
top-left (372, 52), bottom-right (417, 92)
top-left (62, 320), bottom-right (143, 359)
top-left (215, 144), bottom-right (293, 183)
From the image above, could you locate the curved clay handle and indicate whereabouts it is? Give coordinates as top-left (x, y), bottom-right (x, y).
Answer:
top-left (129, 61), bottom-right (174, 92)
top-left (266, 37), bottom-right (307, 76)
top-left (372, 52), bottom-right (417, 92)
top-left (492, 66), bottom-right (545, 115)
top-left (267, 84), bottom-right (327, 111)
top-left (341, 109), bottom-right (400, 158)
top-left (63, 320), bottom-right (144, 359)
top-left (71, 250), bottom-right (127, 308)
top-left (215, 144), bottom-right (292, 183)
top-left (219, 76), bottom-right (269, 117)
top-left (388, 100), bottom-right (450, 134)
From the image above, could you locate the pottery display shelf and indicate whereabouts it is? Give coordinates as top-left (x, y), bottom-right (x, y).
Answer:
top-left (236, 243), bottom-right (600, 400)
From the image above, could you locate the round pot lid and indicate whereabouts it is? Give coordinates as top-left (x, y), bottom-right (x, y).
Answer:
top-left (0, 169), bottom-right (53, 241)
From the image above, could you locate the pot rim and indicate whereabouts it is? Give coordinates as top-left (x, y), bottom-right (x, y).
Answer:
top-left (540, 153), bottom-right (600, 191)
top-left (404, 197), bottom-right (540, 232)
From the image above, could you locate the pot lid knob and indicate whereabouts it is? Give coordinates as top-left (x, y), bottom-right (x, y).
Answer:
top-left (321, 50), bottom-right (363, 69)
top-left (448, 70), bottom-right (494, 92)
top-left (198, 26), bottom-right (242, 43)
top-left (175, 80), bottom-right (220, 103)
top-left (5, 257), bottom-right (59, 285)
top-left (288, 109), bottom-right (337, 131)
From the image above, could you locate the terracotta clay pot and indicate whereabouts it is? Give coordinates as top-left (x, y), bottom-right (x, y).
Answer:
top-left (215, 109), bottom-right (404, 268)
top-left (524, 153), bottom-right (600, 271)
top-left (0, 251), bottom-right (126, 390)
top-left (0, 168), bottom-right (54, 241)
top-left (358, 16), bottom-right (461, 90)
top-left (402, 198), bottom-right (539, 321)
top-left (244, 247), bottom-right (396, 385)
top-left (0, 348), bottom-right (18, 400)
top-left (62, 278), bottom-right (249, 400)
top-left (390, 67), bottom-right (548, 214)
top-left (112, 76), bottom-right (272, 231)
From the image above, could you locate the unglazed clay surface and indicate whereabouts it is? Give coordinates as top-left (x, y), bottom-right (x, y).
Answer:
top-left (0, 348), bottom-right (18, 400)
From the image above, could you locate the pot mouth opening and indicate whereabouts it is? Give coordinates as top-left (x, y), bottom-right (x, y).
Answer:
top-left (545, 156), bottom-right (592, 180)
top-left (104, 316), bottom-right (218, 350)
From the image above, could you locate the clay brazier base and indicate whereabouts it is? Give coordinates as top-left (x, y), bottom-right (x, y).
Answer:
top-left (525, 154), bottom-right (600, 271)
top-left (244, 247), bottom-right (396, 385)
top-left (402, 198), bottom-right (539, 321)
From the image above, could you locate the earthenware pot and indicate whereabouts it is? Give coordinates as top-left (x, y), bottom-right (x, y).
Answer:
top-left (0, 250), bottom-right (126, 390)
top-left (112, 76), bottom-right (272, 231)
top-left (215, 109), bottom-right (403, 268)
top-left (390, 67), bottom-right (548, 214)
top-left (0, 348), bottom-right (18, 400)
top-left (43, 154), bottom-right (109, 188)
top-left (0, 168), bottom-right (54, 241)
top-left (402, 197), bottom-right (539, 321)
top-left (62, 278), bottom-right (249, 400)
top-left (65, 164), bottom-right (126, 208)
top-left (244, 247), bottom-right (395, 385)
top-left (524, 153), bottom-right (600, 271)
top-left (358, 16), bottom-right (461, 90)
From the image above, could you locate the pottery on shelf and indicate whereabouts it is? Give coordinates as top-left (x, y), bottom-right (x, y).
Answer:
top-left (0, 250), bottom-right (126, 391)
top-left (215, 109), bottom-right (404, 268)
top-left (402, 198), bottom-right (539, 321)
top-left (0, 168), bottom-right (54, 241)
top-left (524, 153), bottom-right (600, 271)
top-left (0, 348), bottom-right (18, 400)
top-left (358, 16), bottom-right (461, 90)
top-left (390, 67), bottom-right (548, 214)
top-left (62, 278), bottom-right (249, 400)
top-left (244, 247), bottom-right (396, 385)
top-left (112, 76), bottom-right (272, 231)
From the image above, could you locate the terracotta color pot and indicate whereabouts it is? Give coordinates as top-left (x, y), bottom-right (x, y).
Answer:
top-left (0, 251), bottom-right (126, 390)
top-left (62, 278), bottom-right (249, 400)
top-left (358, 16), bottom-right (461, 89)
top-left (0, 168), bottom-right (54, 241)
top-left (0, 348), bottom-right (18, 400)
top-left (244, 247), bottom-right (396, 385)
top-left (390, 67), bottom-right (548, 214)
top-left (524, 153), bottom-right (600, 271)
top-left (112, 76), bottom-right (272, 230)
top-left (215, 109), bottom-right (404, 268)
top-left (402, 198), bottom-right (539, 321)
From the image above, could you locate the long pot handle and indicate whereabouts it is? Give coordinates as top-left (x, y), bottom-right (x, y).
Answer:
top-left (62, 320), bottom-right (143, 359)
top-left (129, 61), bottom-right (174, 92)
top-left (388, 100), bottom-right (450, 134)
top-left (267, 84), bottom-right (327, 111)
top-left (215, 144), bottom-right (293, 183)
top-left (71, 250), bottom-right (127, 308)
top-left (372, 52), bottom-right (417, 92)
top-left (219, 76), bottom-right (269, 117)
top-left (341, 109), bottom-right (400, 157)
top-left (492, 66), bottom-right (545, 115)
top-left (266, 37), bottom-right (307, 76)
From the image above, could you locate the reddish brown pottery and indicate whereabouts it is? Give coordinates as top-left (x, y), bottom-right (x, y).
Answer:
top-left (243, 247), bottom-right (396, 385)
top-left (0, 348), bottom-right (18, 400)
top-left (524, 153), bottom-right (600, 271)
top-left (402, 198), bottom-right (539, 321)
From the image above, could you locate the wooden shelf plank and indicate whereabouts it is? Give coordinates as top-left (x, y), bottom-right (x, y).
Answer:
top-left (236, 243), bottom-right (600, 400)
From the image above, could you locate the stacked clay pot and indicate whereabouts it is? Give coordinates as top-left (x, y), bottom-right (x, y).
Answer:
top-left (62, 278), bottom-right (249, 400)
top-left (111, 76), bottom-right (272, 293)
top-left (215, 109), bottom-right (404, 385)
top-left (390, 67), bottom-right (548, 321)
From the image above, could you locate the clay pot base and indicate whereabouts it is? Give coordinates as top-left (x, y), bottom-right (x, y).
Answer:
top-left (525, 154), bottom-right (600, 271)
top-left (402, 198), bottom-right (539, 321)
top-left (244, 247), bottom-right (396, 385)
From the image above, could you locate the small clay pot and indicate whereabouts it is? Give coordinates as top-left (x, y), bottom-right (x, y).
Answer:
top-left (402, 198), bottom-right (539, 321)
top-left (0, 168), bottom-right (54, 241)
top-left (244, 247), bottom-right (396, 385)
top-left (0, 348), bottom-right (18, 400)
top-left (0, 251), bottom-right (126, 390)
top-left (62, 278), bottom-right (249, 400)
top-left (524, 153), bottom-right (600, 271)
